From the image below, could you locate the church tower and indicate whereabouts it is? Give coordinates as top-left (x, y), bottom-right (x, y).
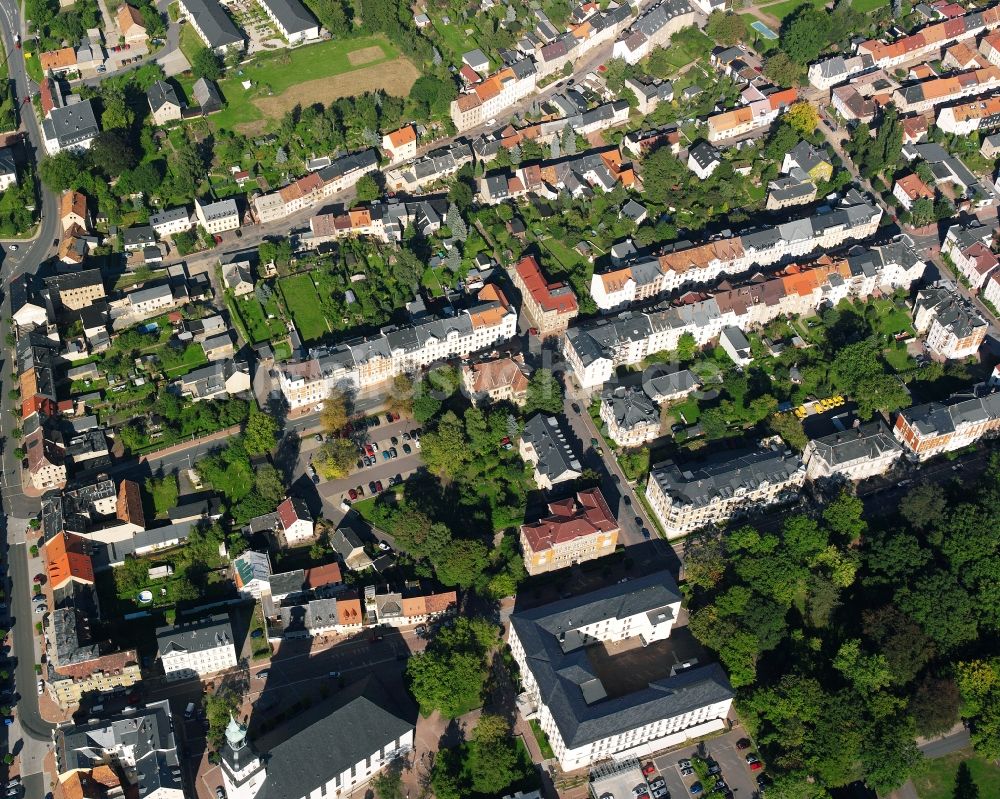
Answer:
top-left (219, 715), bottom-right (266, 799)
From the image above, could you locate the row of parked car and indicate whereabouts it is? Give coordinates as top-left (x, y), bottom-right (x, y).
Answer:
top-left (356, 430), bottom-right (420, 469)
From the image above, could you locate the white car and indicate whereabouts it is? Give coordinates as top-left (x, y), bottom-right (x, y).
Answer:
top-left (486, 118), bottom-right (496, 126)
top-left (36, 679), bottom-right (44, 695)
top-left (377, 542), bottom-right (391, 551)
top-left (34, 604), bottom-right (47, 614)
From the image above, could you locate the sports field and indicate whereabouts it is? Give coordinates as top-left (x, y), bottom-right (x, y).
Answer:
top-left (211, 37), bottom-right (419, 134)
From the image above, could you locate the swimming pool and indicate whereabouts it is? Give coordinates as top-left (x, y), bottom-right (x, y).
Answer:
top-left (751, 19), bottom-right (779, 39)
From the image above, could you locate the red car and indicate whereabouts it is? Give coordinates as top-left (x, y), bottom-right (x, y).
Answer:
top-left (374, 480), bottom-right (384, 492)
top-left (749, 762), bottom-right (763, 772)
top-left (642, 762), bottom-right (656, 777)
top-left (348, 489), bottom-right (358, 500)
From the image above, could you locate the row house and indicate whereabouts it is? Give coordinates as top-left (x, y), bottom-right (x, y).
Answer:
top-left (531, 3), bottom-right (633, 79)
top-left (383, 142), bottom-right (473, 193)
top-left (706, 87), bottom-right (797, 143)
top-left (894, 388), bottom-right (1000, 460)
top-left (254, 150), bottom-right (379, 221)
top-left (149, 206), bottom-right (193, 237)
top-left (589, 193), bottom-right (882, 311)
top-left (569, 240), bottom-right (926, 388)
top-left (370, 588), bottom-right (457, 627)
top-left (913, 281), bottom-right (988, 359)
top-left (307, 198), bottom-right (446, 247)
top-left (936, 94), bottom-right (1000, 134)
top-left (808, 53), bottom-right (876, 90)
top-left (195, 198), bottom-right (240, 233)
top-left (611, 0), bottom-right (696, 65)
top-left (276, 284), bottom-right (517, 408)
top-left (980, 29), bottom-right (1000, 64)
top-left (275, 595), bottom-right (363, 639)
top-left (479, 146), bottom-right (635, 204)
top-left (891, 65), bottom-right (1000, 114)
top-left (856, 3), bottom-right (1000, 69)
top-left (450, 60), bottom-right (537, 132)
top-left (831, 70), bottom-right (896, 123)
top-left (942, 220), bottom-right (998, 291)
top-left (646, 445), bottom-right (805, 538)
top-left (381, 124), bottom-right (417, 164)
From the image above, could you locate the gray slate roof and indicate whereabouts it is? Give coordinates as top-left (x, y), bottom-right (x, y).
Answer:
top-left (259, 0), bottom-right (316, 34)
top-left (510, 571), bottom-right (732, 748)
top-left (807, 419), bottom-right (902, 468)
top-left (521, 414), bottom-right (582, 481)
top-left (649, 447), bottom-right (804, 509)
top-left (247, 677), bottom-right (414, 799)
top-left (156, 612), bottom-right (234, 656)
top-left (182, 0), bottom-right (243, 48)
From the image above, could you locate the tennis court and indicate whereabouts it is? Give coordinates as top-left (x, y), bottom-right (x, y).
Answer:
top-left (751, 19), bottom-right (779, 39)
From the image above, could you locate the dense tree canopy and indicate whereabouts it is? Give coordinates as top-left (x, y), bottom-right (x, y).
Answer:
top-left (688, 461), bottom-right (1000, 795)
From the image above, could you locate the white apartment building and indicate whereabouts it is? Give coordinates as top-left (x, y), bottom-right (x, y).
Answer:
top-left (803, 419), bottom-right (904, 481)
top-left (257, 0), bottom-right (318, 44)
top-left (646, 447), bottom-right (806, 538)
top-left (149, 207), bottom-right (193, 237)
top-left (589, 196), bottom-right (882, 311)
top-left (914, 282), bottom-right (988, 360)
top-left (156, 613), bottom-right (238, 681)
top-left (509, 571), bottom-right (733, 771)
top-left (611, 0), bottom-right (696, 65)
top-left (568, 240), bottom-right (925, 389)
top-left (277, 285), bottom-right (516, 408)
top-left (195, 198), bottom-right (240, 233)
top-left (127, 283), bottom-right (175, 316)
top-left (942, 221), bottom-right (998, 291)
top-left (808, 53), bottom-right (876, 90)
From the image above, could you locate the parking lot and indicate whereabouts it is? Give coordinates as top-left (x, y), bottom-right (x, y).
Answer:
top-left (652, 728), bottom-right (762, 799)
top-left (293, 414), bottom-right (424, 514)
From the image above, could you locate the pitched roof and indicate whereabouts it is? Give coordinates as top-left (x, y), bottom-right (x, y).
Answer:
top-left (896, 172), bottom-right (935, 200)
top-left (41, 47), bottom-right (77, 70)
top-left (117, 3), bottom-right (146, 31)
top-left (515, 255), bottom-right (578, 314)
top-left (249, 677), bottom-right (415, 799)
top-left (466, 356), bottom-right (529, 396)
top-left (277, 496), bottom-right (311, 529)
top-left (60, 190), bottom-right (87, 221)
top-left (521, 488), bottom-right (618, 553)
top-left (385, 124), bottom-right (417, 149)
top-left (45, 531), bottom-right (95, 589)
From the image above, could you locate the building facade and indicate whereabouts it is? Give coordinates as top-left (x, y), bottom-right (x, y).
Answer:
top-left (520, 488), bottom-right (619, 575)
top-left (156, 613), bottom-right (238, 681)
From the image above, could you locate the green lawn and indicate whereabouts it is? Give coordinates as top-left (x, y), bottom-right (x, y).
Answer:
top-left (279, 273), bottom-right (328, 342)
top-left (178, 23), bottom-right (204, 67)
top-left (211, 37), bottom-right (400, 132)
top-left (430, 16), bottom-right (482, 65)
top-left (160, 343), bottom-right (208, 377)
top-left (231, 293), bottom-right (285, 343)
top-left (760, 0), bottom-right (825, 19)
top-left (529, 720), bottom-right (556, 760)
top-left (884, 345), bottom-right (914, 372)
top-left (913, 750), bottom-right (1000, 799)
top-left (273, 340), bottom-right (292, 360)
top-left (658, 27), bottom-right (713, 72)
top-left (852, 0), bottom-right (889, 10)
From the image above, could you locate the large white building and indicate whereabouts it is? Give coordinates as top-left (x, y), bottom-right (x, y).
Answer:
top-left (277, 284), bottom-right (516, 408)
top-left (589, 195), bottom-right (882, 311)
top-left (156, 613), bottom-right (238, 681)
top-left (195, 198), bottom-right (240, 233)
top-left (611, 0), bottom-right (696, 65)
top-left (219, 677), bottom-right (414, 799)
top-left (646, 446), bottom-right (806, 538)
top-left (509, 571), bottom-right (733, 771)
top-left (803, 419), bottom-right (904, 482)
top-left (568, 240), bottom-right (926, 389)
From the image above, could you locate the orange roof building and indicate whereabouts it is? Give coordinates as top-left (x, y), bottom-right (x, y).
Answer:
top-left (45, 531), bottom-right (95, 589)
top-left (462, 355), bottom-right (530, 406)
top-left (893, 173), bottom-right (936, 209)
top-left (511, 255), bottom-right (579, 336)
top-left (117, 3), bottom-right (147, 41)
top-left (382, 124), bottom-right (418, 162)
top-left (40, 47), bottom-right (77, 72)
top-left (116, 479), bottom-right (145, 529)
top-left (520, 488), bottom-right (619, 575)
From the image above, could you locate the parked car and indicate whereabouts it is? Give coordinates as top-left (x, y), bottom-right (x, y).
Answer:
top-left (689, 783), bottom-right (702, 796)
top-left (403, 444), bottom-right (412, 454)
top-left (382, 451), bottom-right (391, 461)
top-left (36, 679), bottom-right (44, 695)
top-left (256, 669), bottom-right (270, 679)
top-left (390, 436), bottom-right (399, 446)
top-left (348, 489), bottom-right (358, 500)
top-left (746, 754), bottom-right (759, 765)
top-left (369, 481), bottom-right (378, 494)
top-left (749, 762), bottom-right (763, 772)
top-left (328, 670), bottom-right (341, 678)
top-left (216, 787), bottom-right (226, 799)
top-left (35, 604), bottom-right (47, 614)
top-left (374, 480), bottom-right (384, 492)
top-left (389, 447), bottom-right (398, 459)
top-left (377, 542), bottom-right (391, 551)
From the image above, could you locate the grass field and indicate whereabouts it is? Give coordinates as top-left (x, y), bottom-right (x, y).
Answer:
top-left (658, 27), bottom-right (714, 72)
top-left (231, 293), bottom-right (286, 343)
top-left (913, 750), bottom-right (1000, 799)
top-left (279, 273), bottom-right (328, 342)
top-left (179, 23), bottom-right (204, 66)
top-left (211, 37), bottom-right (418, 133)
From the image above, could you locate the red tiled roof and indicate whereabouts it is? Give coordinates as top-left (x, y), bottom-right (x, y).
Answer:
top-left (305, 562), bottom-right (342, 588)
top-left (521, 488), bottom-right (618, 552)
top-left (45, 531), bottom-right (95, 589)
top-left (514, 255), bottom-right (578, 314)
top-left (117, 480), bottom-right (145, 528)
